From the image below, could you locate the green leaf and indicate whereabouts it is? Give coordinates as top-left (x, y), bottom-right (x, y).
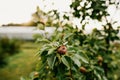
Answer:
top-left (57, 66), bottom-right (65, 80)
top-left (67, 46), bottom-right (78, 53)
top-left (20, 77), bottom-right (26, 80)
top-left (37, 23), bottom-right (45, 30)
top-left (47, 48), bottom-right (56, 55)
top-left (64, 33), bottom-right (73, 40)
top-left (94, 66), bottom-right (104, 73)
top-left (70, 55), bottom-right (81, 67)
top-left (94, 70), bottom-right (102, 80)
top-left (37, 38), bottom-right (50, 43)
top-left (39, 46), bottom-right (49, 56)
top-left (75, 53), bottom-right (89, 64)
top-left (52, 32), bottom-right (62, 41)
top-left (63, 14), bottom-right (69, 20)
top-left (47, 54), bottom-right (56, 69)
top-left (61, 56), bottom-right (70, 69)
top-left (29, 72), bottom-right (35, 80)
top-left (39, 61), bottom-right (47, 74)
top-left (102, 76), bottom-right (108, 80)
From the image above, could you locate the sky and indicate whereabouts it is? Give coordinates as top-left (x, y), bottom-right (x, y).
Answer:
top-left (0, 0), bottom-right (120, 30)
top-left (0, 0), bottom-right (44, 25)
top-left (0, 0), bottom-right (71, 25)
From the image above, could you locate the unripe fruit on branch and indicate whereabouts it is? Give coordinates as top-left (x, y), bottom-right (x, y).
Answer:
top-left (34, 72), bottom-right (39, 77)
top-left (97, 55), bottom-right (103, 62)
top-left (57, 45), bottom-right (67, 55)
top-left (80, 66), bottom-right (87, 73)
top-left (97, 55), bottom-right (103, 66)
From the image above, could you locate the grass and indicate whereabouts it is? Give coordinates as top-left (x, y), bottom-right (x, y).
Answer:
top-left (0, 41), bottom-right (39, 80)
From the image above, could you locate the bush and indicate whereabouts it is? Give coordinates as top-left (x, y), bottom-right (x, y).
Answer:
top-left (22, 25), bottom-right (119, 80)
top-left (0, 37), bottom-right (20, 67)
top-left (35, 27), bottom-right (120, 80)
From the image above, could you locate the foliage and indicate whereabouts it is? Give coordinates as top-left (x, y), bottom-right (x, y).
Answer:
top-left (70, 0), bottom-right (111, 21)
top-left (32, 6), bottom-right (73, 29)
top-left (0, 41), bottom-right (38, 80)
top-left (0, 37), bottom-right (20, 67)
top-left (23, 0), bottom-right (120, 80)
top-left (32, 26), bottom-right (119, 80)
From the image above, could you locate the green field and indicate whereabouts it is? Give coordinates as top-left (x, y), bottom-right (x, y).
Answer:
top-left (0, 41), bottom-right (39, 80)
